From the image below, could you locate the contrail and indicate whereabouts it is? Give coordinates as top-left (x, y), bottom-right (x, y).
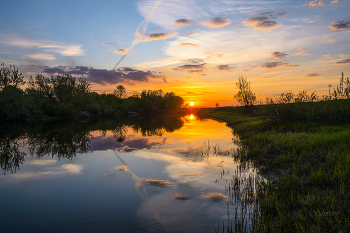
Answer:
top-left (114, 0), bottom-right (163, 70)
top-left (114, 150), bottom-right (170, 233)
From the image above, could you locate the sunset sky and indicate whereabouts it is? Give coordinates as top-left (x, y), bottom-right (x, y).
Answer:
top-left (1, 0), bottom-right (349, 107)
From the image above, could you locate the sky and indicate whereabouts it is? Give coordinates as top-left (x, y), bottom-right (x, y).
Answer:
top-left (0, 0), bottom-right (349, 107)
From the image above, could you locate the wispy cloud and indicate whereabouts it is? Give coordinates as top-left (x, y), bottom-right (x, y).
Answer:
top-left (242, 16), bottom-right (281, 30)
top-left (3, 164), bottom-right (83, 180)
top-left (293, 48), bottom-right (309, 56)
top-left (200, 17), bottom-right (231, 28)
top-left (166, 63), bottom-right (207, 74)
top-left (115, 165), bottom-right (128, 171)
top-left (143, 32), bottom-right (178, 41)
top-left (215, 64), bottom-right (235, 72)
top-left (23, 54), bottom-right (56, 60)
top-left (179, 43), bottom-right (199, 47)
top-left (333, 59), bottom-right (350, 65)
top-left (0, 37), bottom-right (84, 56)
top-left (324, 59), bottom-right (350, 66)
top-left (327, 20), bottom-right (350, 31)
top-left (322, 37), bottom-right (335, 43)
top-left (270, 51), bottom-right (289, 60)
top-left (260, 61), bottom-right (299, 69)
top-left (114, 49), bottom-right (128, 54)
top-left (315, 54), bottom-right (348, 62)
top-left (173, 19), bottom-right (193, 27)
top-left (303, 0), bottom-right (325, 7)
top-left (200, 192), bottom-right (228, 202)
top-left (331, 0), bottom-right (339, 4)
top-left (305, 73), bottom-right (320, 77)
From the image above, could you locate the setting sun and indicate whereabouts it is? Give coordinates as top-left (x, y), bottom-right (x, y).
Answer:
top-left (190, 102), bottom-right (194, 106)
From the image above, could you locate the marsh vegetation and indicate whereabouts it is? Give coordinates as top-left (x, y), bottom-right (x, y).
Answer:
top-left (205, 72), bottom-right (350, 232)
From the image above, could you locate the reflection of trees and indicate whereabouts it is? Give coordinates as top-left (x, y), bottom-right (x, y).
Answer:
top-left (26, 123), bottom-right (92, 159)
top-left (112, 125), bottom-right (127, 142)
top-left (131, 115), bottom-right (184, 137)
top-left (0, 114), bottom-right (185, 174)
top-left (0, 123), bottom-right (92, 174)
top-left (0, 125), bottom-right (26, 174)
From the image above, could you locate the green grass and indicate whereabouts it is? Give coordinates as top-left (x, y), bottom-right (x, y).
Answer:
top-left (200, 103), bottom-right (350, 232)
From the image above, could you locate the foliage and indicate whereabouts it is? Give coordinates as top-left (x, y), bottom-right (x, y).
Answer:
top-left (205, 105), bottom-right (350, 232)
top-left (234, 74), bottom-right (256, 108)
top-left (0, 63), bottom-right (25, 90)
top-left (114, 84), bottom-right (127, 99)
top-left (262, 73), bottom-right (350, 124)
top-left (0, 65), bottom-right (184, 121)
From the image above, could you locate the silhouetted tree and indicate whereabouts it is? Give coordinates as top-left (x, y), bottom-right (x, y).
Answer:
top-left (234, 74), bottom-right (256, 108)
top-left (114, 85), bottom-right (127, 99)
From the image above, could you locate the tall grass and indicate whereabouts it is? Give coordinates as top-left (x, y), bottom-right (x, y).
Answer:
top-left (203, 99), bottom-right (350, 232)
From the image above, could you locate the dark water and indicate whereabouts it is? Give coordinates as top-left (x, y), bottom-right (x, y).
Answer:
top-left (0, 115), bottom-right (257, 233)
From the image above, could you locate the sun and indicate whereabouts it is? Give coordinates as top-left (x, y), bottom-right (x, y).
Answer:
top-left (189, 102), bottom-right (194, 106)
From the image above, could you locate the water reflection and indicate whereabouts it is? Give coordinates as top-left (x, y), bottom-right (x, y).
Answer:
top-left (0, 115), bottom-right (184, 174)
top-left (0, 115), bottom-right (258, 233)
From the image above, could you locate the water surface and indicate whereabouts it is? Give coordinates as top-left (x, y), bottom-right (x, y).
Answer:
top-left (0, 115), bottom-right (257, 233)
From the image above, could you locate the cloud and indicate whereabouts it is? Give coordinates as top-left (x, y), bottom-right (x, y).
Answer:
top-left (143, 32), bottom-right (178, 41)
top-left (248, 11), bottom-right (274, 16)
top-left (293, 48), bottom-right (309, 56)
top-left (103, 42), bottom-right (117, 46)
top-left (206, 53), bottom-right (223, 59)
top-left (6, 164), bottom-right (83, 180)
top-left (215, 64), bottom-right (235, 72)
top-left (242, 16), bottom-right (281, 30)
top-left (173, 193), bottom-right (191, 200)
top-left (180, 31), bottom-right (196, 37)
top-left (332, 59), bottom-right (350, 65)
top-left (43, 66), bottom-right (165, 85)
top-left (23, 54), bottom-right (56, 60)
top-left (200, 192), bottom-right (228, 202)
top-left (322, 37), bottom-right (335, 43)
top-left (115, 165), bottom-right (128, 171)
top-left (167, 63), bottom-right (207, 74)
top-left (0, 37), bottom-right (83, 56)
top-left (303, 0), bottom-right (325, 7)
top-left (328, 21), bottom-right (350, 31)
top-left (200, 17), bottom-right (231, 28)
top-left (143, 179), bottom-right (175, 188)
top-left (173, 19), bottom-right (193, 27)
top-left (315, 54), bottom-right (349, 62)
top-left (260, 62), bottom-right (299, 69)
top-left (305, 73), bottom-right (319, 77)
top-left (114, 49), bottom-right (128, 54)
top-left (296, 58), bottom-right (306, 60)
top-left (276, 12), bottom-right (288, 16)
top-left (179, 43), bottom-right (199, 47)
top-left (270, 51), bottom-right (289, 60)
top-left (183, 58), bottom-right (205, 64)
top-left (331, 0), bottom-right (339, 3)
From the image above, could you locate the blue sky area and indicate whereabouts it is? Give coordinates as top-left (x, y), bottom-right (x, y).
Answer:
top-left (1, 0), bottom-right (349, 106)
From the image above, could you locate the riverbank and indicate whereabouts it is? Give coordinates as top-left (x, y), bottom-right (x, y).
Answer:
top-left (200, 103), bottom-right (350, 232)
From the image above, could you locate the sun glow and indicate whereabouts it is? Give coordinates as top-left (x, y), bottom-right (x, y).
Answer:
top-left (189, 102), bottom-right (194, 106)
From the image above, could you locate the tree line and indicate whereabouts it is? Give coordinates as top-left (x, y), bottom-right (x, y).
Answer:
top-left (234, 72), bottom-right (350, 124)
top-left (0, 64), bottom-right (184, 121)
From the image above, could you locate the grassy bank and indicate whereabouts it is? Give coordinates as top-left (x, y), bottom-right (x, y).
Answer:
top-left (201, 101), bottom-right (350, 232)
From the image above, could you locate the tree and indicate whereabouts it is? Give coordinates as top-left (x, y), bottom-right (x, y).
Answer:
top-left (0, 64), bottom-right (25, 90)
top-left (114, 85), bottom-right (127, 99)
top-left (233, 74), bottom-right (256, 108)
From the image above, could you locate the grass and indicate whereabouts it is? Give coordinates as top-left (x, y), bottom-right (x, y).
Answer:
top-left (200, 102), bottom-right (350, 232)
